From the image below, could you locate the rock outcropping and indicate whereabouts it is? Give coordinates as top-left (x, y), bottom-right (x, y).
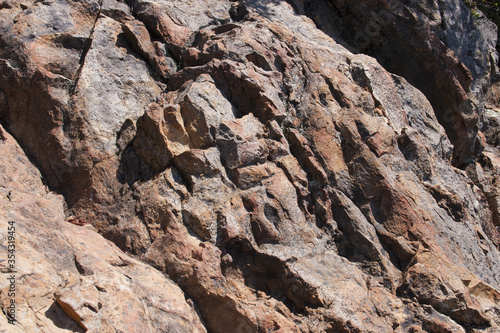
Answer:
top-left (1, 0), bottom-right (500, 332)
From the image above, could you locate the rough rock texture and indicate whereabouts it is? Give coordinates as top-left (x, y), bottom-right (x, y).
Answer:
top-left (1, 0), bottom-right (500, 332)
top-left (470, 81), bottom-right (500, 238)
top-left (0, 125), bottom-right (206, 332)
top-left (288, 0), bottom-right (499, 167)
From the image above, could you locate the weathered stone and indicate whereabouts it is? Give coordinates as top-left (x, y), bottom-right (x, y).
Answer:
top-left (216, 114), bottom-right (269, 169)
top-left (399, 251), bottom-right (498, 326)
top-left (177, 75), bottom-right (236, 148)
top-left (0, 126), bottom-right (206, 333)
top-left (182, 197), bottom-right (217, 242)
top-left (134, 75), bottom-right (235, 173)
top-left (122, 20), bottom-right (172, 79)
top-left (287, 128), bottom-right (329, 185)
top-left (54, 274), bottom-right (101, 332)
top-left (127, 0), bottom-right (230, 60)
top-left (74, 16), bottom-right (162, 153)
top-left (1, 0), bottom-right (500, 332)
top-left (289, 0), bottom-right (497, 166)
top-left (174, 147), bottom-right (224, 178)
top-left (116, 118), bottom-right (136, 154)
top-left (484, 82), bottom-right (500, 148)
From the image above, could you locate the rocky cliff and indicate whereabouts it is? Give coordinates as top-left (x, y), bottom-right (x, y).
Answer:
top-left (1, 0), bottom-right (500, 332)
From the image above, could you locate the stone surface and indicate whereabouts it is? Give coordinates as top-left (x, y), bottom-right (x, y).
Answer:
top-left (0, 125), bottom-right (206, 332)
top-left (1, 0), bottom-right (500, 332)
top-left (289, 0), bottom-right (498, 166)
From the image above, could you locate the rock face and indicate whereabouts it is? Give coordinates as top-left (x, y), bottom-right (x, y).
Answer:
top-left (0, 125), bottom-right (206, 332)
top-left (1, 0), bottom-right (500, 332)
top-left (289, 0), bottom-right (498, 167)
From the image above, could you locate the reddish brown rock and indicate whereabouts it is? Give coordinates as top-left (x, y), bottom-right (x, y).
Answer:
top-left (399, 251), bottom-right (499, 327)
top-left (122, 20), bottom-right (173, 79)
top-left (1, 0), bottom-right (500, 332)
top-left (216, 114), bottom-right (269, 169)
top-left (0, 126), bottom-right (206, 333)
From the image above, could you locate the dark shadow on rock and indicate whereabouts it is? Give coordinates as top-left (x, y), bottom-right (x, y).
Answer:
top-left (282, 0), bottom-right (490, 167)
top-left (116, 145), bottom-right (154, 185)
top-left (226, 244), bottom-right (323, 314)
top-left (45, 302), bottom-right (85, 332)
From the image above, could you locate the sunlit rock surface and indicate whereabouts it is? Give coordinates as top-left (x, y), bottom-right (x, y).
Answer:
top-left (1, 0), bottom-right (500, 331)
